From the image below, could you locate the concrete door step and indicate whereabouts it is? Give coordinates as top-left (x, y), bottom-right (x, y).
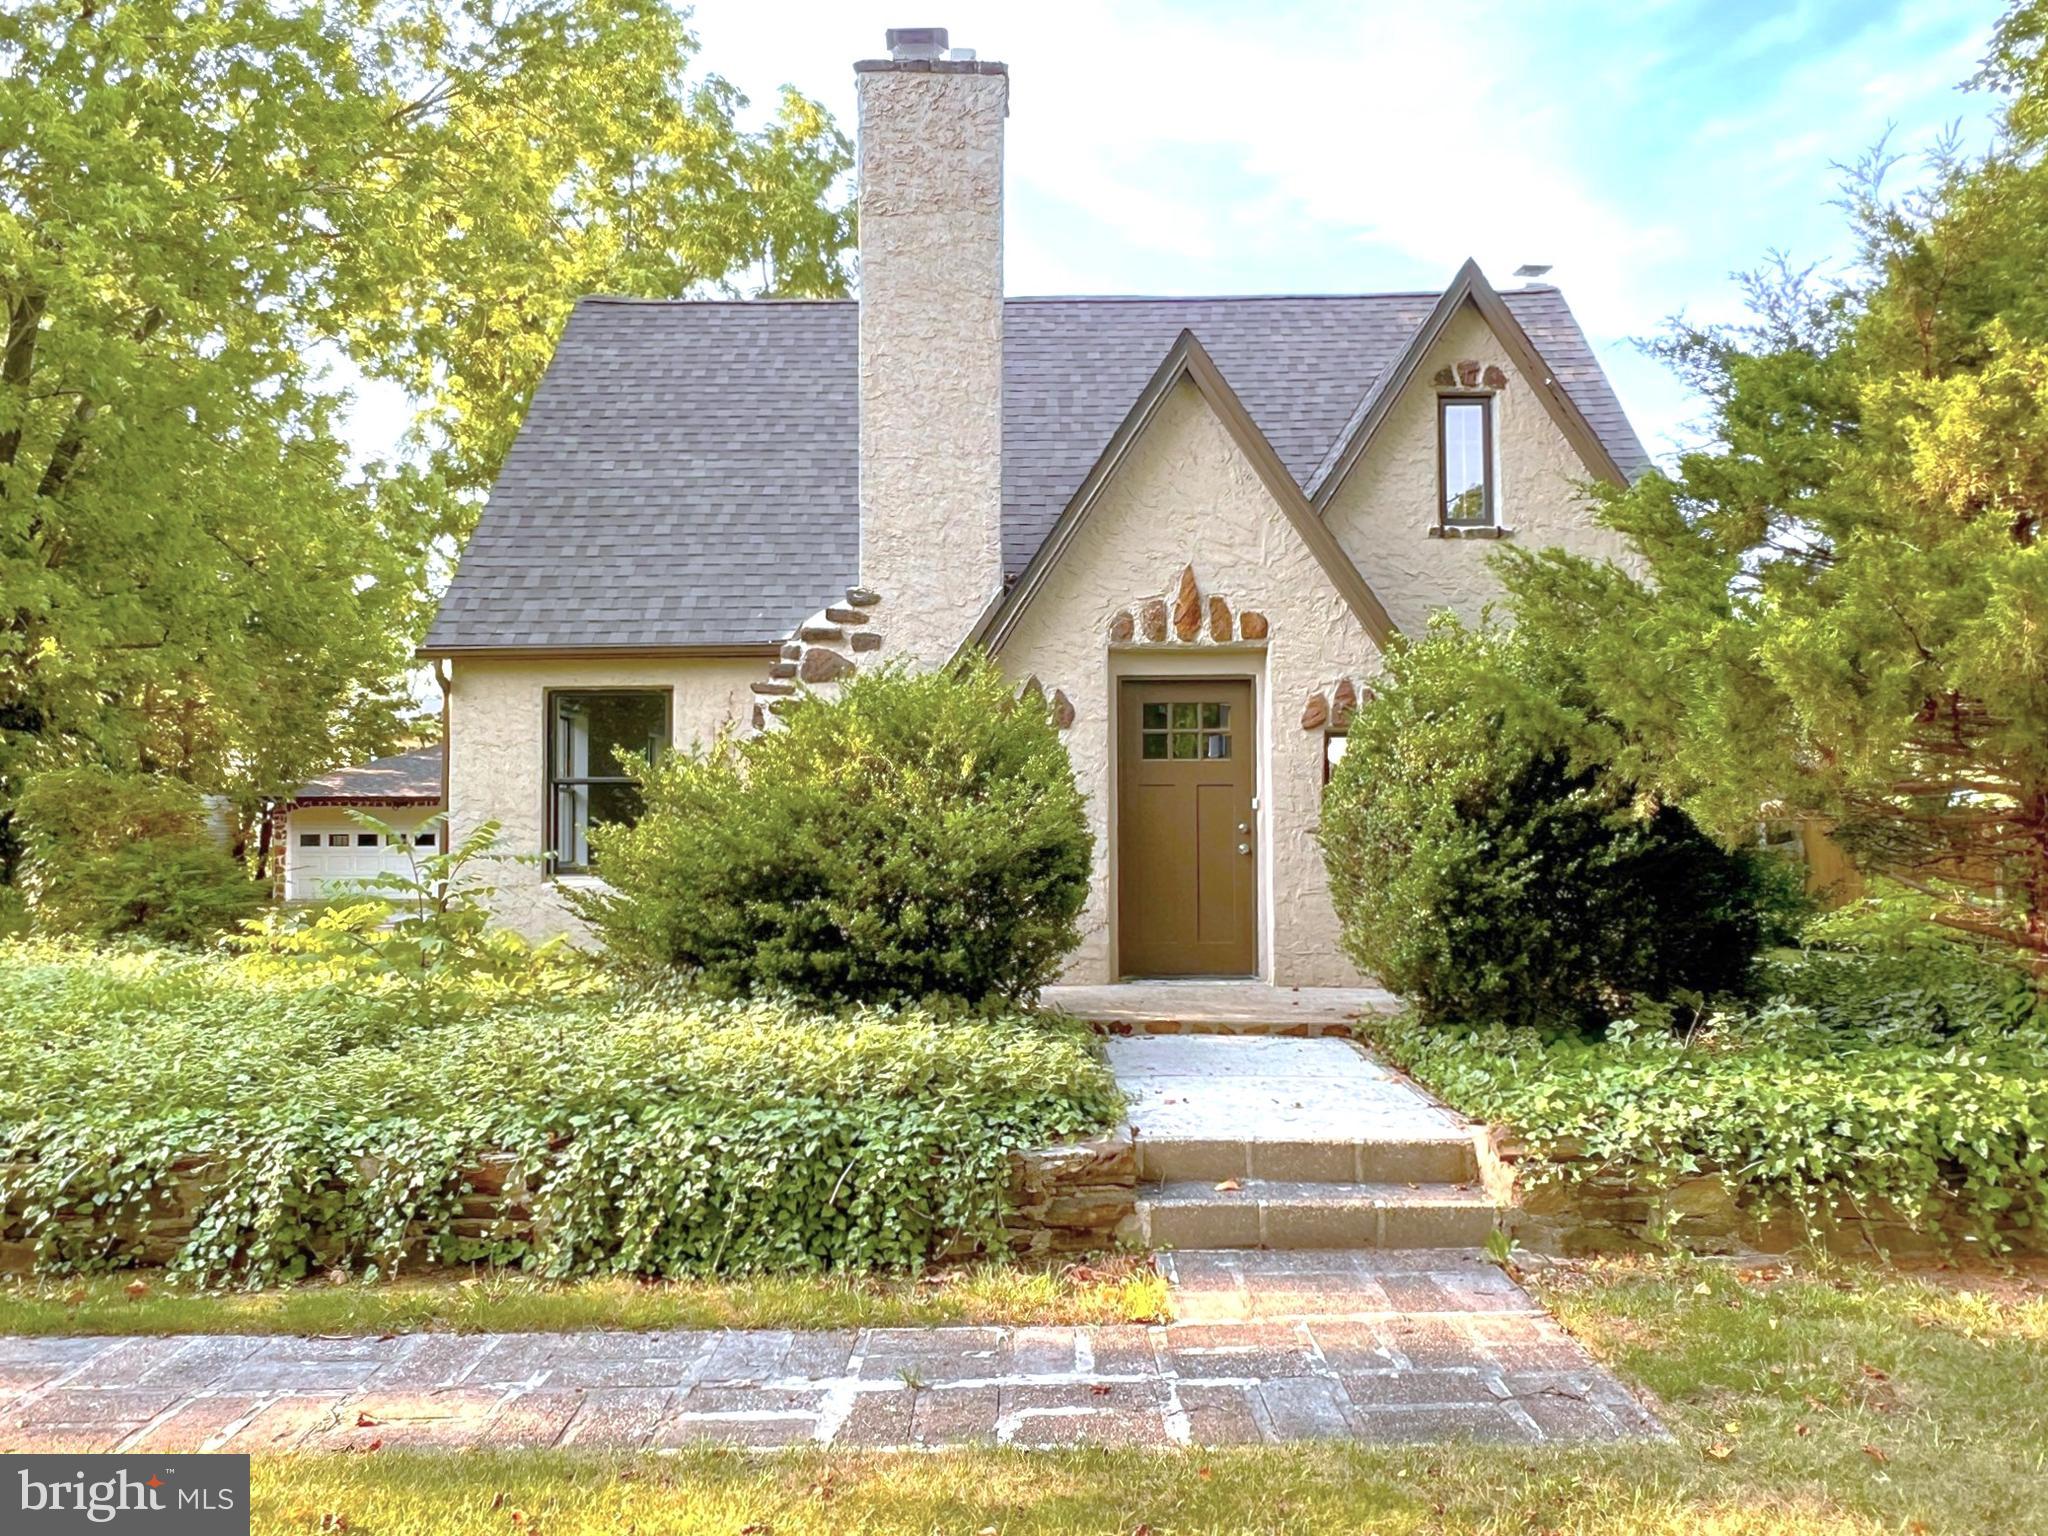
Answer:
top-left (1107, 1017), bottom-right (1363, 1038)
top-left (1136, 1133), bottom-right (1480, 1185)
top-left (1136, 1179), bottom-right (1499, 1251)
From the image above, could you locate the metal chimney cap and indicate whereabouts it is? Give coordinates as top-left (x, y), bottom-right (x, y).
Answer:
top-left (1513, 263), bottom-right (1553, 279)
top-left (886, 27), bottom-right (949, 60)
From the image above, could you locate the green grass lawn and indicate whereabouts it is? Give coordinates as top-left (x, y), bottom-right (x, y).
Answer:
top-left (224, 1257), bottom-right (2046, 1536)
top-left (0, 1256), bottom-right (1169, 1336)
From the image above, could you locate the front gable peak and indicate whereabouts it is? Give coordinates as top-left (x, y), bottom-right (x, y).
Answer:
top-left (961, 331), bottom-right (1398, 656)
top-left (1305, 259), bottom-right (1630, 512)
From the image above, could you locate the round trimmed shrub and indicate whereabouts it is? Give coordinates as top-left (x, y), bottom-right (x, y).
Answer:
top-left (1318, 622), bottom-right (1774, 1031)
top-left (580, 656), bottom-right (1093, 1004)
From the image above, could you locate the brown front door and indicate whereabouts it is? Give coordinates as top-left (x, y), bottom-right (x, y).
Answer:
top-left (1117, 679), bottom-right (1256, 976)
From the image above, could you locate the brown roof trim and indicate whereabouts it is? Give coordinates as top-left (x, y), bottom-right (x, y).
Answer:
top-left (418, 644), bottom-right (781, 662)
top-left (961, 330), bottom-right (1400, 657)
top-left (1305, 259), bottom-right (1629, 511)
top-left (286, 795), bottom-right (442, 810)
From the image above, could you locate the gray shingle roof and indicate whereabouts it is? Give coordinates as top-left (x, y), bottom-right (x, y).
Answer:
top-left (425, 288), bottom-right (1646, 652)
top-left (291, 745), bottom-right (443, 804)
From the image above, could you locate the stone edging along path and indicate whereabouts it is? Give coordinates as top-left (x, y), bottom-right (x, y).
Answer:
top-left (0, 1251), bottom-right (1661, 1452)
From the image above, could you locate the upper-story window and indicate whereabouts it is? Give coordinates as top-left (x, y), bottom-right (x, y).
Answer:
top-left (547, 689), bottom-right (670, 874)
top-left (1438, 395), bottom-right (1494, 529)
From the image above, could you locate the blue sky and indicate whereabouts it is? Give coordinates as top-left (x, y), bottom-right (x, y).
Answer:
top-left (344, 0), bottom-right (2011, 465)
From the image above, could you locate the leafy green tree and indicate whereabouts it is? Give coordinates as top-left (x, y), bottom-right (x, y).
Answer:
top-left (0, 0), bottom-right (851, 869)
top-left (1499, 0), bottom-right (2048, 958)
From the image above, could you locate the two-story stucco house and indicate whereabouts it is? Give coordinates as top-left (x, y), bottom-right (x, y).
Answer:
top-left (421, 27), bottom-right (1647, 987)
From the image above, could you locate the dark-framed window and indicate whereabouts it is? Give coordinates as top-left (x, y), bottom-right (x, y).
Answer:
top-left (327, 833), bottom-right (349, 848)
top-left (298, 832), bottom-right (320, 848)
top-left (546, 689), bottom-right (671, 874)
top-left (1322, 731), bottom-right (1349, 786)
top-left (1437, 395), bottom-right (1495, 528)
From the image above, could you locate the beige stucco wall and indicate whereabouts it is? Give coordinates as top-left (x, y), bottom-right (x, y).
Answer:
top-left (996, 378), bottom-right (1382, 987)
top-left (856, 62), bottom-right (1008, 664)
top-left (445, 654), bottom-right (762, 941)
top-left (1323, 303), bottom-right (1634, 634)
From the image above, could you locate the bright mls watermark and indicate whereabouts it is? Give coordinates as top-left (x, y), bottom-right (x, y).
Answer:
top-left (6, 1455), bottom-right (249, 1534)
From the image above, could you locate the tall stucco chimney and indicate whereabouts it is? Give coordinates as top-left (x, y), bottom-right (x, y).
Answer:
top-left (855, 27), bottom-right (1008, 664)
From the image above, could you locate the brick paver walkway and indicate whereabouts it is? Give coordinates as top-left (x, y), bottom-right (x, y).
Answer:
top-left (0, 1252), bottom-right (1659, 1451)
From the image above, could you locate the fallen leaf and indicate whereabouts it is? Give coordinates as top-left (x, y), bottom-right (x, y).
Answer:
top-left (1794, 1423), bottom-right (1810, 1437)
top-left (490, 1493), bottom-right (506, 1511)
top-left (1861, 1364), bottom-right (1890, 1383)
top-left (1862, 1444), bottom-right (1890, 1466)
top-left (1694, 1281), bottom-right (1713, 1296)
top-left (1213, 1179), bottom-right (1242, 1192)
top-left (1197, 1467), bottom-right (1212, 1481)
top-left (124, 1279), bottom-right (150, 1300)
top-left (1090, 1384), bottom-right (1112, 1396)
top-left (355, 1412), bottom-right (382, 1428)
top-left (1705, 1442), bottom-right (1733, 1461)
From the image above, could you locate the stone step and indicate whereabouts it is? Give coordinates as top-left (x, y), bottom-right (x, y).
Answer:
top-left (1104, 1016), bottom-right (1374, 1038)
top-left (1135, 1180), bottom-right (1498, 1251)
top-left (1136, 1133), bottom-right (1480, 1186)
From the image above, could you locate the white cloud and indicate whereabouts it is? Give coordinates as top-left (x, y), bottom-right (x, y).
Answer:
top-left (332, 0), bottom-right (2011, 465)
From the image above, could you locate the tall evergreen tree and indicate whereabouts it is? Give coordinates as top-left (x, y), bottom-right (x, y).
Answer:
top-left (1502, 1), bottom-right (2048, 956)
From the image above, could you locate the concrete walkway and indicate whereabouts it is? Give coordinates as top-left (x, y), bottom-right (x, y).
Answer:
top-left (1109, 1034), bottom-right (1466, 1147)
top-left (0, 1252), bottom-right (1657, 1452)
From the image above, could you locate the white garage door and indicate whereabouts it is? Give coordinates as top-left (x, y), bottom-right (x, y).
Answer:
top-left (283, 812), bottom-right (439, 901)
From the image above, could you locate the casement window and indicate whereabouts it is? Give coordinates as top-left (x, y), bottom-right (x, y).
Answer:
top-left (1437, 395), bottom-right (1495, 528)
top-left (546, 689), bottom-right (671, 874)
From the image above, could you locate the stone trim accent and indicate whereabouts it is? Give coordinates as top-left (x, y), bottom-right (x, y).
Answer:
top-left (1432, 361), bottom-right (1510, 392)
top-left (751, 586), bottom-right (886, 729)
top-left (1107, 565), bottom-right (1267, 649)
top-left (1014, 675), bottom-right (1076, 732)
top-left (1299, 676), bottom-right (1374, 732)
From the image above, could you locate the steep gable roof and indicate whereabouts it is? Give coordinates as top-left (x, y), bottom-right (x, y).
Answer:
top-left (964, 332), bottom-right (1398, 657)
top-left (1305, 260), bottom-right (1631, 509)
top-left (424, 282), bottom-right (1646, 654)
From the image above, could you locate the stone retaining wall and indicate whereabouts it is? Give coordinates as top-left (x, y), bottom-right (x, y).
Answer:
top-left (1485, 1131), bottom-right (2048, 1259)
top-left (0, 1133), bottom-right (1139, 1276)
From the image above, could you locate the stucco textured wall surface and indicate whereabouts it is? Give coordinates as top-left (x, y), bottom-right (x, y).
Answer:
top-left (999, 379), bottom-right (1382, 987)
top-left (856, 66), bottom-right (1008, 665)
top-left (446, 655), bottom-right (762, 941)
top-left (1323, 305), bottom-right (1634, 634)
